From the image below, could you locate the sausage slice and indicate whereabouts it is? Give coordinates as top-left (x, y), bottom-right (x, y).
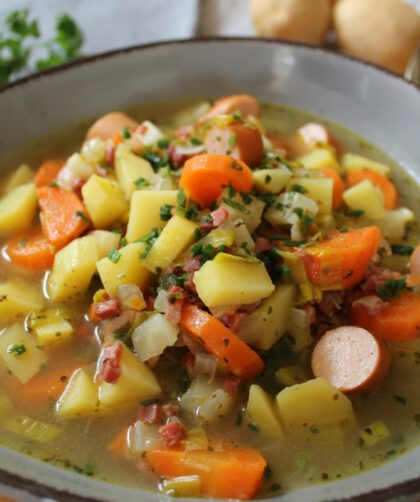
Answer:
top-left (198, 94), bottom-right (260, 123)
top-left (86, 112), bottom-right (139, 140)
top-left (311, 326), bottom-right (391, 394)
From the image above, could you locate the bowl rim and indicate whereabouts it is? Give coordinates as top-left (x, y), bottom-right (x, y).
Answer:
top-left (0, 36), bottom-right (419, 502)
top-left (0, 35), bottom-right (419, 95)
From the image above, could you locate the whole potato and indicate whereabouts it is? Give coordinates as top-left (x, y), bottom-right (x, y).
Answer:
top-left (251, 0), bottom-right (332, 45)
top-left (334, 0), bottom-right (420, 74)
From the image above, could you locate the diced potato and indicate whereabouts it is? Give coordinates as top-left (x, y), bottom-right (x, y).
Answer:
top-left (204, 228), bottom-right (234, 248)
top-left (360, 421), bottom-right (390, 447)
top-left (48, 235), bottom-right (98, 301)
top-left (97, 242), bottom-right (150, 296)
top-left (264, 191), bottom-right (318, 227)
top-left (238, 283), bottom-right (297, 350)
top-left (5, 416), bottom-right (60, 442)
top-left (56, 369), bottom-right (99, 418)
top-left (246, 385), bottom-right (284, 437)
top-left (341, 153), bottom-right (391, 177)
top-left (253, 166), bottom-right (292, 194)
top-left (81, 138), bottom-right (107, 164)
top-left (0, 183), bottom-right (37, 232)
top-left (126, 190), bottom-right (178, 242)
top-left (4, 164), bottom-right (34, 192)
top-left (276, 378), bottom-right (355, 430)
top-left (98, 344), bottom-right (161, 408)
top-left (0, 323), bottom-right (47, 384)
top-left (115, 144), bottom-right (154, 199)
top-left (287, 178), bottom-right (333, 215)
top-left (297, 147), bottom-right (341, 173)
top-left (81, 174), bottom-right (128, 228)
top-left (198, 389), bottom-right (233, 423)
top-left (161, 476), bottom-right (201, 497)
top-left (90, 230), bottom-right (121, 259)
top-left (343, 180), bottom-right (385, 219)
top-left (29, 309), bottom-right (74, 346)
top-left (0, 281), bottom-right (44, 324)
top-left (276, 366), bottom-right (308, 387)
top-left (0, 394), bottom-right (13, 415)
top-left (220, 192), bottom-right (265, 233)
top-left (193, 253), bottom-right (275, 308)
top-left (232, 220), bottom-right (255, 252)
top-left (376, 208), bottom-right (415, 240)
top-left (142, 215), bottom-right (198, 273)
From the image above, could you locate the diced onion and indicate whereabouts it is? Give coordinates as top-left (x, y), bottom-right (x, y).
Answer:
top-left (154, 289), bottom-right (168, 313)
top-left (132, 313), bottom-right (179, 362)
top-left (376, 208), bottom-right (415, 240)
top-left (194, 352), bottom-right (218, 376)
top-left (134, 121), bottom-right (164, 146)
top-left (147, 173), bottom-right (174, 191)
top-left (128, 420), bottom-right (161, 454)
top-left (161, 475), bottom-right (202, 497)
top-left (117, 284), bottom-right (146, 311)
top-left (286, 308), bottom-right (312, 352)
top-left (232, 219), bottom-right (255, 251)
top-left (265, 191), bottom-right (318, 228)
top-left (179, 378), bottom-right (218, 415)
top-left (198, 389), bottom-right (233, 423)
top-left (174, 144), bottom-right (206, 157)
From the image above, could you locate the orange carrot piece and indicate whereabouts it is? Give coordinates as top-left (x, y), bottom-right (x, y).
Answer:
top-left (180, 154), bottom-right (253, 207)
top-left (198, 94), bottom-right (260, 124)
top-left (37, 186), bottom-right (90, 249)
top-left (146, 443), bottom-right (266, 500)
top-left (180, 305), bottom-right (264, 379)
top-left (108, 428), bottom-right (129, 457)
top-left (34, 159), bottom-right (64, 188)
top-left (346, 169), bottom-right (397, 210)
top-left (113, 132), bottom-right (123, 146)
top-left (351, 291), bottom-right (420, 341)
top-left (5, 226), bottom-right (55, 270)
top-left (303, 226), bottom-right (382, 290)
top-left (319, 167), bottom-right (345, 210)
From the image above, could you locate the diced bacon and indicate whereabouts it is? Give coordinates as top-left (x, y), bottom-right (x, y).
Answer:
top-left (97, 342), bottom-right (123, 383)
top-left (181, 351), bottom-right (196, 375)
top-left (159, 420), bottom-right (187, 447)
top-left (302, 303), bottom-right (317, 325)
top-left (238, 300), bottom-right (262, 313)
top-left (90, 298), bottom-right (121, 322)
top-left (161, 403), bottom-right (180, 418)
top-left (222, 375), bottom-right (241, 396)
top-left (72, 178), bottom-right (86, 196)
top-left (318, 292), bottom-right (343, 318)
top-left (218, 312), bottom-right (246, 332)
top-left (254, 237), bottom-right (272, 253)
top-left (106, 144), bottom-right (116, 165)
top-left (184, 258), bottom-right (201, 273)
top-left (165, 286), bottom-right (187, 324)
top-left (210, 206), bottom-right (228, 227)
top-left (352, 295), bottom-right (387, 316)
top-left (361, 265), bottom-right (403, 293)
top-left (168, 145), bottom-right (190, 168)
top-left (199, 219), bottom-right (215, 232)
top-left (138, 404), bottom-right (161, 424)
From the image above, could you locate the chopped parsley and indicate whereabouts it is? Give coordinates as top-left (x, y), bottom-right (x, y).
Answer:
top-left (193, 228), bottom-right (203, 241)
top-left (239, 191), bottom-right (253, 204)
top-left (107, 248), bottom-right (121, 264)
top-left (143, 152), bottom-right (168, 169)
top-left (177, 188), bottom-right (187, 208)
top-left (136, 228), bottom-right (160, 259)
top-left (75, 210), bottom-right (89, 223)
top-left (133, 177), bottom-right (150, 189)
top-left (376, 278), bottom-right (408, 302)
top-left (157, 137), bottom-right (170, 149)
top-left (122, 127), bottom-right (131, 139)
top-left (190, 136), bottom-right (203, 145)
top-left (72, 460), bottom-right (95, 476)
top-left (391, 244), bottom-right (414, 256)
top-left (7, 344), bottom-right (26, 357)
top-left (160, 204), bottom-right (174, 221)
top-left (48, 181), bottom-right (59, 188)
top-left (17, 238), bottom-right (27, 247)
top-left (222, 197), bottom-right (249, 214)
top-left (394, 394), bottom-right (407, 405)
top-left (227, 132), bottom-right (237, 148)
top-left (344, 209), bottom-right (365, 218)
top-left (248, 423), bottom-right (259, 432)
top-left (291, 184), bottom-right (308, 194)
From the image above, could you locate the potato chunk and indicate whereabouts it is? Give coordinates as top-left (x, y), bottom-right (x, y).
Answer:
top-left (48, 235), bottom-right (98, 301)
top-left (0, 281), bottom-right (44, 325)
top-left (98, 344), bottom-right (161, 408)
top-left (276, 378), bottom-right (355, 430)
top-left (82, 174), bottom-right (128, 228)
top-left (126, 190), bottom-right (178, 242)
top-left (287, 177), bottom-right (333, 215)
top-left (97, 242), bottom-right (150, 296)
top-left (3, 164), bottom-right (34, 191)
top-left (341, 153), bottom-right (391, 177)
top-left (90, 230), bottom-right (121, 259)
top-left (246, 385), bottom-right (284, 437)
top-left (253, 167), bottom-right (292, 194)
top-left (297, 147), bottom-right (341, 173)
top-left (0, 323), bottom-right (47, 384)
top-left (193, 253), bottom-right (275, 308)
top-left (56, 369), bottom-right (99, 418)
top-left (238, 283), bottom-right (297, 349)
top-left (142, 215), bottom-right (198, 273)
top-left (29, 309), bottom-right (74, 346)
top-left (115, 144), bottom-right (154, 199)
top-left (0, 183), bottom-right (37, 232)
top-left (343, 180), bottom-right (385, 219)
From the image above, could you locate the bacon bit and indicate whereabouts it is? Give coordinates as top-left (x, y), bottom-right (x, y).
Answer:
top-left (210, 206), bottom-right (228, 227)
top-left (318, 292), bottom-right (343, 318)
top-left (181, 351), bottom-right (196, 376)
top-left (165, 286), bottom-right (187, 324)
top-left (138, 404), bottom-right (161, 424)
top-left (184, 274), bottom-right (197, 294)
top-left (222, 375), bottom-right (241, 396)
top-left (162, 403), bottom-right (180, 418)
top-left (159, 420), bottom-right (187, 447)
top-left (199, 219), bottom-right (215, 232)
top-left (97, 342), bottom-right (123, 383)
top-left (72, 178), bottom-right (86, 196)
top-left (74, 320), bottom-right (95, 339)
top-left (361, 265), bottom-right (403, 293)
top-left (90, 298), bottom-right (121, 322)
top-left (105, 144), bottom-right (116, 165)
top-left (254, 237), bottom-right (272, 253)
top-left (168, 145), bottom-right (190, 168)
top-left (352, 295), bottom-right (387, 316)
top-left (238, 300), bottom-right (262, 313)
top-left (184, 258), bottom-right (201, 273)
top-left (218, 312), bottom-right (246, 332)
top-left (302, 303), bottom-right (316, 325)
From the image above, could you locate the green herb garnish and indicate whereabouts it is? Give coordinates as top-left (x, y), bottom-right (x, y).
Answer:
top-left (133, 177), bottom-right (150, 189)
top-left (376, 278), bottom-right (408, 302)
top-left (7, 344), bottom-right (26, 357)
top-left (75, 210), bottom-right (89, 223)
top-left (190, 136), bottom-right (203, 146)
top-left (157, 137), bottom-right (170, 149)
top-left (291, 184), bottom-right (308, 194)
top-left (222, 197), bottom-right (249, 214)
top-left (344, 209), bottom-right (365, 218)
top-left (391, 244), bottom-right (414, 256)
top-left (160, 204), bottom-right (174, 221)
top-left (107, 248), bottom-right (121, 264)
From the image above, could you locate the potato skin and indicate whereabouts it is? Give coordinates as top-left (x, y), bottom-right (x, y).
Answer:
top-left (334, 0), bottom-right (420, 74)
top-left (251, 0), bottom-right (331, 45)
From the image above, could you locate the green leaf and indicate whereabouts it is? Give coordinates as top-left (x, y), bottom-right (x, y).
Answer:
top-left (376, 278), bottom-right (408, 302)
top-left (55, 13), bottom-right (84, 58)
top-left (107, 248), bottom-right (121, 264)
top-left (6, 9), bottom-right (40, 38)
top-left (391, 244), bottom-right (414, 256)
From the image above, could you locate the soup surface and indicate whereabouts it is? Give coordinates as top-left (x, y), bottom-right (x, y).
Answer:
top-left (0, 96), bottom-right (419, 500)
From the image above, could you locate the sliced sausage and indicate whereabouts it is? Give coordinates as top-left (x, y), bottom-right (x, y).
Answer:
top-left (86, 112), bottom-right (139, 140)
top-left (266, 131), bottom-right (288, 154)
top-left (288, 122), bottom-right (340, 157)
top-left (311, 326), bottom-right (391, 394)
top-left (204, 122), bottom-right (264, 167)
top-left (198, 94), bottom-right (260, 123)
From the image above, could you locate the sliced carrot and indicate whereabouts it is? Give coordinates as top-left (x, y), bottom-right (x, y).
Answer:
top-left (37, 186), bottom-right (90, 249)
top-left (34, 159), bottom-right (65, 188)
top-left (346, 169), bottom-right (397, 209)
top-left (180, 305), bottom-right (264, 379)
top-left (319, 167), bottom-right (345, 210)
top-left (180, 154), bottom-right (253, 207)
top-left (146, 443), bottom-right (266, 499)
top-left (351, 291), bottom-right (420, 341)
top-left (304, 226), bottom-right (382, 290)
top-left (113, 132), bottom-right (123, 146)
top-left (108, 428), bottom-right (129, 457)
top-left (5, 226), bottom-right (55, 270)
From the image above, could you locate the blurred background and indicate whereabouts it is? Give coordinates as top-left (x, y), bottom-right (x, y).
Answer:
top-left (0, 0), bottom-right (419, 81)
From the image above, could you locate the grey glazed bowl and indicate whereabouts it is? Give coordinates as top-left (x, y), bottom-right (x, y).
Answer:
top-left (0, 38), bottom-right (419, 502)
